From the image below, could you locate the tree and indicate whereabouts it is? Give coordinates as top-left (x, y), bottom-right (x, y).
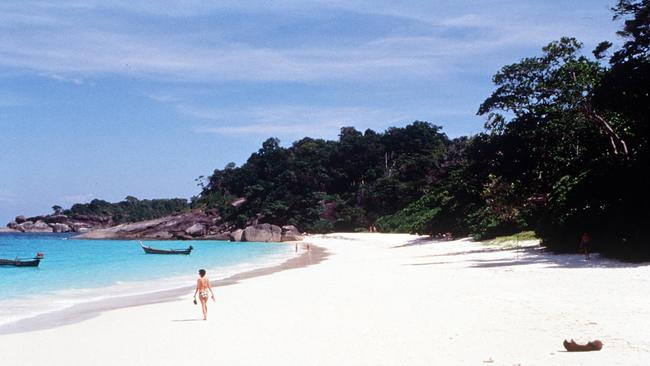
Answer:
top-left (593, 1), bottom-right (650, 157)
top-left (195, 122), bottom-right (451, 231)
top-left (478, 37), bottom-right (628, 156)
top-left (52, 205), bottom-right (63, 215)
top-left (611, 0), bottom-right (650, 63)
top-left (124, 196), bottom-right (139, 204)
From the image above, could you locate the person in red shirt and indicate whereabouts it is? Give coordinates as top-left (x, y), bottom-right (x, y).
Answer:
top-left (579, 233), bottom-right (592, 260)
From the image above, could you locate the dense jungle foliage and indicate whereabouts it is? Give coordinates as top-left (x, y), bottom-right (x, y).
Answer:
top-left (62, 197), bottom-right (190, 224)
top-left (193, 1), bottom-right (649, 259)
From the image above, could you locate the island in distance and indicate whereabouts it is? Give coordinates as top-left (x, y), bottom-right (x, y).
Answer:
top-left (4, 197), bottom-right (303, 242)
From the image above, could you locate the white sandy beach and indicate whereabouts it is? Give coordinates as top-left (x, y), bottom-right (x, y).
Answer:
top-left (1, 233), bottom-right (649, 365)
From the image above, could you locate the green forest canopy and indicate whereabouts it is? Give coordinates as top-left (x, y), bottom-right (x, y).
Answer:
top-left (64, 197), bottom-right (190, 224)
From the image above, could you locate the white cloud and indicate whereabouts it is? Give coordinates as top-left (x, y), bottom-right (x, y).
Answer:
top-left (0, 29), bottom-right (449, 82)
top-left (0, 1), bottom-right (618, 84)
top-left (62, 193), bottom-right (95, 203)
top-left (197, 124), bottom-right (327, 137)
top-left (43, 73), bottom-right (84, 85)
top-left (188, 104), bottom-right (409, 138)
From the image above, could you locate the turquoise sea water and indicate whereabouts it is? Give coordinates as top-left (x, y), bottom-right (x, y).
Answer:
top-left (0, 233), bottom-right (294, 325)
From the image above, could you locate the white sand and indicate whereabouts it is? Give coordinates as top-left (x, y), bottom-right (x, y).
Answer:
top-left (1, 233), bottom-right (649, 365)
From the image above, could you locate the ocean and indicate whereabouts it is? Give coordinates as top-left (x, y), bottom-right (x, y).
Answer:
top-left (0, 233), bottom-right (295, 327)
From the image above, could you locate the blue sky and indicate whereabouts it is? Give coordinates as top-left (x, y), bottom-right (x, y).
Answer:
top-left (1, 0), bottom-right (621, 224)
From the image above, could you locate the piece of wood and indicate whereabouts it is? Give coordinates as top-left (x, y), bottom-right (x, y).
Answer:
top-left (563, 339), bottom-right (603, 352)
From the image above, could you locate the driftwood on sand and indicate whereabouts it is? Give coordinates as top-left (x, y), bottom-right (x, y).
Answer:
top-left (563, 339), bottom-right (603, 352)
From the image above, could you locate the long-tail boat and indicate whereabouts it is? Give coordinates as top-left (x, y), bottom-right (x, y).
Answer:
top-left (0, 253), bottom-right (44, 267)
top-left (140, 242), bottom-right (193, 255)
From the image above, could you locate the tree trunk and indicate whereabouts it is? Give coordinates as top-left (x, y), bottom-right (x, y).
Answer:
top-left (581, 101), bottom-right (629, 156)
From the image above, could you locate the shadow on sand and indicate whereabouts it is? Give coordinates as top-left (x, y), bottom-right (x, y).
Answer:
top-left (392, 236), bottom-right (465, 248)
top-left (409, 245), bottom-right (650, 269)
top-left (171, 318), bottom-right (204, 322)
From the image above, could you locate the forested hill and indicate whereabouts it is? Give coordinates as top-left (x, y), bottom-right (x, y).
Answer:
top-left (192, 122), bottom-right (452, 233)
top-left (194, 1), bottom-right (649, 259)
top-left (65, 197), bottom-right (190, 224)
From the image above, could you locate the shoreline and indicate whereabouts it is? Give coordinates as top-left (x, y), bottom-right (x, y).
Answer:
top-left (0, 243), bottom-right (326, 335)
top-left (1, 233), bottom-right (648, 365)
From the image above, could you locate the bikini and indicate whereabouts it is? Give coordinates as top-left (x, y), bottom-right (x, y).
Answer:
top-left (198, 278), bottom-right (210, 299)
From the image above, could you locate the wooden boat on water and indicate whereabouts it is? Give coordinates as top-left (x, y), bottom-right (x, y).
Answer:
top-left (140, 242), bottom-right (193, 255)
top-left (0, 253), bottom-right (44, 267)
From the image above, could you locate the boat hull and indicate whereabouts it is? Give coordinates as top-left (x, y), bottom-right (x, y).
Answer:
top-left (0, 258), bottom-right (41, 267)
top-left (140, 244), bottom-right (192, 255)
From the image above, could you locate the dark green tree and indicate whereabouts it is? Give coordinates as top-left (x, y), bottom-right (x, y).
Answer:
top-left (51, 205), bottom-right (63, 215)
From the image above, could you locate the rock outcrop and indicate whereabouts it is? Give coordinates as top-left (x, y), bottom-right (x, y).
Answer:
top-left (10, 220), bottom-right (55, 233)
top-left (15, 220), bottom-right (54, 232)
top-left (73, 211), bottom-right (227, 240)
top-left (241, 223), bottom-right (282, 242)
top-left (72, 223), bottom-right (92, 233)
top-left (50, 223), bottom-right (71, 233)
top-left (281, 225), bottom-right (303, 241)
top-left (185, 223), bottom-right (207, 237)
top-left (7, 209), bottom-right (307, 241)
top-left (6, 213), bottom-right (111, 233)
top-left (226, 224), bottom-right (303, 242)
top-left (33, 221), bottom-right (53, 232)
top-left (229, 229), bottom-right (244, 242)
top-left (16, 221), bottom-right (34, 231)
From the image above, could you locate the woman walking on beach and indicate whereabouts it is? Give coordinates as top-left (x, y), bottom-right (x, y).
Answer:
top-left (194, 269), bottom-right (215, 320)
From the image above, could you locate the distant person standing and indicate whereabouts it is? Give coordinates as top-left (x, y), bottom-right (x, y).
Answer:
top-left (579, 233), bottom-right (592, 260)
top-left (193, 269), bottom-right (215, 320)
